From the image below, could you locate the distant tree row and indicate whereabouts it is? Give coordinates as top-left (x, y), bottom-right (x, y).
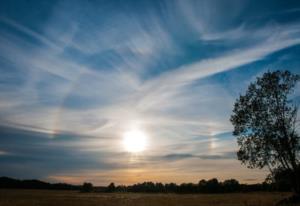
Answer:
top-left (99, 177), bottom-right (292, 193)
top-left (0, 177), bottom-right (80, 190)
top-left (0, 175), bottom-right (293, 193)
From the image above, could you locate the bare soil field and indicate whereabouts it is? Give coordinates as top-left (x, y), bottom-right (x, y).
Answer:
top-left (0, 189), bottom-right (297, 206)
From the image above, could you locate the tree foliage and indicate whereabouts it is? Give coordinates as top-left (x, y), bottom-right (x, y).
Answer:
top-left (106, 182), bottom-right (115, 192)
top-left (230, 70), bottom-right (300, 193)
top-left (81, 182), bottom-right (93, 192)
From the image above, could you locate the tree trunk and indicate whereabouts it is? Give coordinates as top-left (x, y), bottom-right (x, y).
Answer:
top-left (290, 164), bottom-right (300, 195)
top-left (294, 169), bottom-right (300, 195)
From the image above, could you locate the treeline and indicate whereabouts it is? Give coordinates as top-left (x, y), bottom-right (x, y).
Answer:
top-left (98, 178), bottom-right (288, 194)
top-left (0, 176), bottom-right (291, 193)
top-left (0, 177), bottom-right (80, 190)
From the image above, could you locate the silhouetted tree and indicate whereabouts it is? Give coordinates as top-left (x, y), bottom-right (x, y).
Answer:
top-left (267, 165), bottom-right (300, 192)
top-left (230, 70), bottom-right (300, 194)
top-left (106, 182), bottom-right (115, 192)
top-left (115, 185), bottom-right (127, 192)
top-left (155, 182), bottom-right (165, 192)
top-left (81, 182), bottom-right (93, 192)
top-left (198, 179), bottom-right (207, 192)
top-left (178, 183), bottom-right (197, 193)
top-left (222, 179), bottom-right (240, 192)
top-left (206, 178), bottom-right (220, 193)
top-left (165, 183), bottom-right (177, 193)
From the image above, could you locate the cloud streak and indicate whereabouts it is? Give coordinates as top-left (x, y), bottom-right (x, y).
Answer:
top-left (0, 0), bottom-right (300, 184)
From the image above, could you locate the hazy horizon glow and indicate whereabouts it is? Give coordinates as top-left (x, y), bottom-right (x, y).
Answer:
top-left (0, 0), bottom-right (300, 185)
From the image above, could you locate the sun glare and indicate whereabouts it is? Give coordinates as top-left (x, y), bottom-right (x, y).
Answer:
top-left (123, 129), bottom-right (147, 153)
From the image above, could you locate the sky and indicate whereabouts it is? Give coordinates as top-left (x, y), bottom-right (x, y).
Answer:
top-left (0, 0), bottom-right (300, 186)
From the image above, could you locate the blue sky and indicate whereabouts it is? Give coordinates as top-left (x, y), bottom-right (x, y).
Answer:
top-left (0, 0), bottom-right (300, 185)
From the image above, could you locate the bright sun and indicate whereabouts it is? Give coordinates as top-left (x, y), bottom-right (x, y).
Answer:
top-left (123, 129), bottom-right (147, 153)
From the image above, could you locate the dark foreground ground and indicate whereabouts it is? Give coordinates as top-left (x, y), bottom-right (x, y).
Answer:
top-left (0, 189), bottom-right (298, 206)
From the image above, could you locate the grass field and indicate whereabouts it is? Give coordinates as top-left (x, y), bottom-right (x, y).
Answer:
top-left (0, 189), bottom-right (297, 206)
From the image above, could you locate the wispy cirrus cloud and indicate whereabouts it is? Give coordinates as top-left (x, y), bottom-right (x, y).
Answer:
top-left (0, 0), bottom-right (300, 184)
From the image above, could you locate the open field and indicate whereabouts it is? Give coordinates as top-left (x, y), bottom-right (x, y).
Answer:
top-left (0, 189), bottom-right (298, 206)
